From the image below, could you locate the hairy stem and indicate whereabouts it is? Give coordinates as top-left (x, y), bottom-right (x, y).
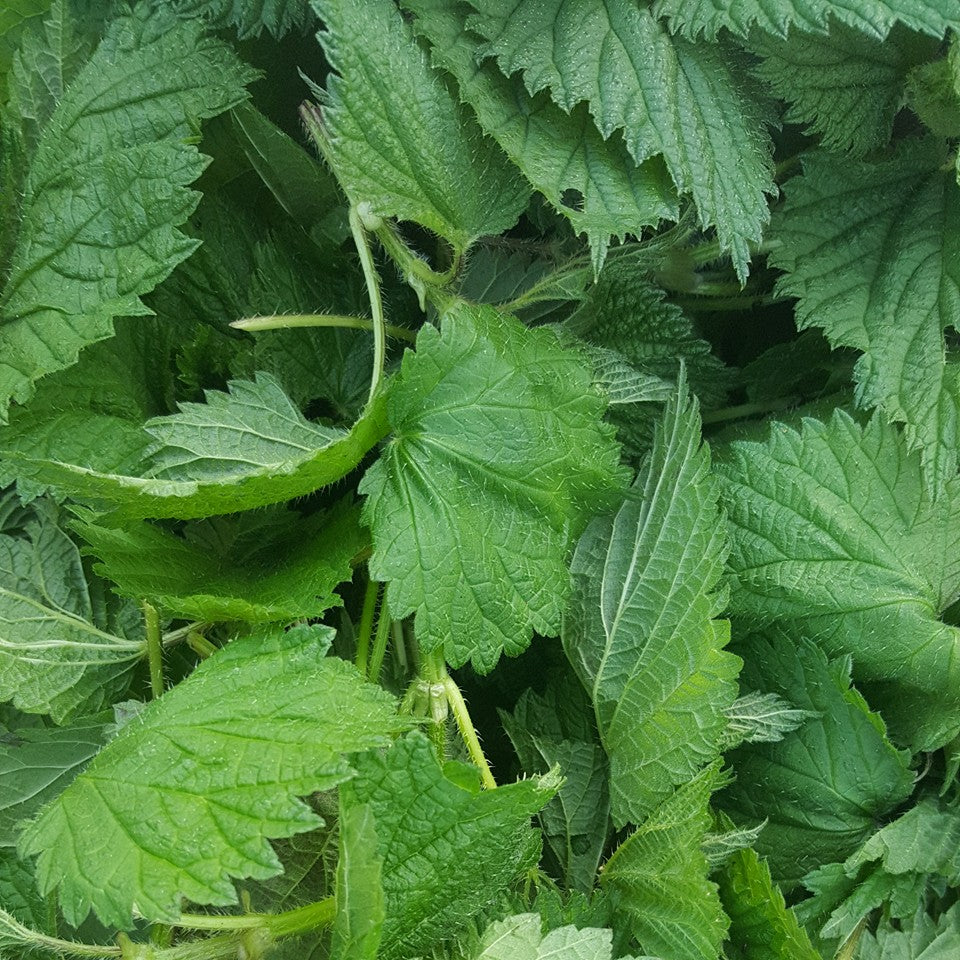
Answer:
top-left (142, 601), bottom-right (164, 700)
top-left (0, 908), bottom-right (121, 957)
top-left (701, 397), bottom-right (797, 425)
top-left (349, 206), bottom-right (388, 404)
top-left (355, 576), bottom-right (380, 677)
top-left (442, 675), bottom-right (497, 790)
top-left (367, 600), bottom-right (393, 683)
top-left (231, 313), bottom-right (416, 342)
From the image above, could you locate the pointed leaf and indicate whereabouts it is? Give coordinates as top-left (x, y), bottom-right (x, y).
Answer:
top-left (19, 624), bottom-right (405, 927)
top-left (716, 410), bottom-right (960, 749)
top-left (717, 633), bottom-right (914, 889)
top-left (0, 509), bottom-right (143, 722)
top-left (769, 140), bottom-right (960, 488)
top-left (403, 0), bottom-right (678, 271)
top-left (172, 0), bottom-right (312, 39)
top-left (0, 5), bottom-right (255, 419)
top-left (601, 764), bottom-right (728, 960)
top-left (313, 0), bottom-right (529, 256)
top-left (360, 300), bottom-right (627, 672)
top-left (466, 0), bottom-right (774, 277)
top-left (563, 380), bottom-right (740, 826)
top-left (470, 913), bottom-right (634, 960)
top-left (341, 733), bottom-right (555, 960)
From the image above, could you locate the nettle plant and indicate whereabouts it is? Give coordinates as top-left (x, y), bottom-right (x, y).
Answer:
top-left (1, 0), bottom-right (960, 958)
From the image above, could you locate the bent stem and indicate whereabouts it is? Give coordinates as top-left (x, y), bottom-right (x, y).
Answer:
top-left (0, 907), bottom-right (121, 957)
top-left (442, 673), bottom-right (497, 790)
top-left (349, 206), bottom-right (388, 404)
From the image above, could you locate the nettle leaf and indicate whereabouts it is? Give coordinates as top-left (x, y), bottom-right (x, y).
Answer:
top-left (172, 0), bottom-right (313, 39)
top-left (469, 913), bottom-right (632, 960)
top-left (501, 676), bottom-right (611, 893)
top-left (360, 300), bottom-right (627, 673)
top-left (651, 0), bottom-right (960, 41)
top-left (601, 764), bottom-right (728, 960)
top-left (465, 0), bottom-right (774, 278)
top-left (717, 633), bottom-right (914, 890)
top-left (751, 24), bottom-right (935, 157)
top-left (330, 801), bottom-right (384, 960)
top-left (718, 847), bottom-right (820, 960)
top-left (19, 624), bottom-right (405, 928)
top-left (0, 719), bottom-right (105, 847)
top-left (721, 690), bottom-right (815, 748)
top-left (857, 903), bottom-right (960, 960)
top-left (769, 139), bottom-right (960, 488)
top-left (1, 374), bottom-right (390, 520)
top-left (75, 499), bottom-right (364, 623)
top-left (341, 733), bottom-right (555, 960)
top-left (716, 410), bottom-right (960, 750)
top-left (0, 4), bottom-right (256, 420)
top-left (313, 0), bottom-right (529, 257)
top-left (563, 380), bottom-right (740, 827)
top-left (0, 507), bottom-right (144, 722)
top-left (403, 0), bottom-right (678, 273)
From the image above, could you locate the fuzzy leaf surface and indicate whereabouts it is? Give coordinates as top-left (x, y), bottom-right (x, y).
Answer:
top-left (341, 734), bottom-right (554, 959)
top-left (601, 764), bottom-right (728, 960)
top-left (0, 5), bottom-right (254, 419)
top-left (313, 0), bottom-right (528, 255)
top-left (19, 624), bottom-right (404, 927)
top-left (769, 140), bottom-right (960, 487)
top-left (651, 0), bottom-right (960, 40)
top-left (0, 509), bottom-right (143, 722)
top-left (718, 847), bottom-right (820, 960)
top-left (403, 0), bottom-right (678, 272)
top-left (716, 410), bottom-right (960, 749)
top-left (563, 382), bottom-right (739, 826)
top-left (172, 0), bottom-right (312, 38)
top-left (76, 500), bottom-right (364, 623)
top-left (361, 300), bottom-right (626, 672)
top-left (466, 0), bottom-right (773, 277)
top-left (717, 634), bottom-right (914, 889)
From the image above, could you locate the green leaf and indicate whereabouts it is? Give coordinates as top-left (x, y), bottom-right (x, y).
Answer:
top-left (601, 763), bottom-right (728, 960)
top-left (716, 633), bottom-right (914, 889)
top-left (0, 506), bottom-right (143, 722)
top-left (0, 375), bottom-right (390, 520)
top-left (718, 847), bottom-right (820, 960)
top-left (721, 691), bottom-right (815, 748)
top-left (19, 623), bottom-right (405, 928)
top-left (751, 24), bottom-right (935, 156)
top-left (563, 380), bottom-right (740, 826)
top-left (360, 300), bottom-right (627, 672)
top-left (0, 853), bottom-right (51, 956)
top-left (907, 53), bottom-right (960, 138)
top-left (769, 139), bottom-right (960, 488)
top-left (330, 801), bottom-right (384, 960)
top-left (500, 675), bottom-right (611, 893)
top-left (312, 0), bottom-right (529, 257)
top-left (716, 410), bottom-right (960, 750)
top-left (465, 0), bottom-right (774, 278)
top-left (0, 719), bottom-right (105, 847)
top-left (403, 0), bottom-right (678, 272)
top-left (468, 913), bottom-right (633, 960)
top-left (75, 499), bottom-right (364, 623)
top-left (172, 0), bottom-right (312, 39)
top-left (857, 904), bottom-right (960, 960)
top-left (341, 733), bottom-right (555, 960)
top-left (651, 0), bottom-right (960, 40)
top-left (0, 4), bottom-right (256, 420)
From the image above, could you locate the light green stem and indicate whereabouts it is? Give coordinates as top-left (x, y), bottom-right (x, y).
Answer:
top-left (442, 675), bottom-right (497, 790)
top-left (367, 600), bottom-right (392, 683)
top-left (349, 206), bottom-right (388, 404)
top-left (174, 898), bottom-right (335, 938)
top-left (701, 397), bottom-right (796, 425)
top-left (231, 313), bottom-right (416, 342)
top-left (0, 907), bottom-right (121, 957)
top-left (355, 577), bottom-right (380, 676)
top-left (142, 602), bottom-right (163, 700)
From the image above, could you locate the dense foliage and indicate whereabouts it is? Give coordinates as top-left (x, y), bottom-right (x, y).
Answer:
top-left (1, 1), bottom-right (959, 958)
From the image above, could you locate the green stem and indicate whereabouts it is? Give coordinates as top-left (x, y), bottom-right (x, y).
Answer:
top-left (142, 601), bottom-right (163, 700)
top-left (367, 600), bottom-right (392, 683)
top-left (355, 577), bottom-right (380, 676)
top-left (442, 675), bottom-right (497, 789)
top-left (231, 313), bottom-right (416, 342)
top-left (162, 621), bottom-right (208, 648)
top-left (374, 221), bottom-right (460, 288)
top-left (0, 908), bottom-right (121, 957)
top-left (349, 206), bottom-right (387, 404)
top-left (701, 397), bottom-right (796, 425)
top-left (187, 631), bottom-right (218, 660)
top-left (672, 293), bottom-right (785, 312)
top-left (174, 898), bottom-right (335, 939)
